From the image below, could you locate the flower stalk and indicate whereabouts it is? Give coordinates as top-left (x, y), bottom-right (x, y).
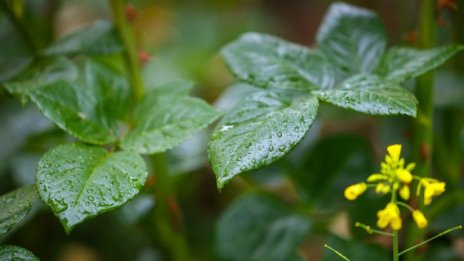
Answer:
top-left (407, 0), bottom-right (437, 259)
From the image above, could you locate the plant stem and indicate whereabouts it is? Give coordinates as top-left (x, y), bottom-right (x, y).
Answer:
top-left (108, 1), bottom-right (189, 260)
top-left (324, 244), bottom-right (350, 261)
top-left (151, 153), bottom-right (189, 261)
top-left (393, 230), bottom-right (399, 261)
top-left (411, 0), bottom-right (436, 178)
top-left (407, 0), bottom-right (437, 260)
top-left (399, 225), bottom-right (463, 256)
top-left (108, 0), bottom-right (143, 102)
top-left (392, 192), bottom-right (399, 261)
top-left (355, 222), bottom-right (394, 236)
top-left (436, 109), bottom-right (462, 183)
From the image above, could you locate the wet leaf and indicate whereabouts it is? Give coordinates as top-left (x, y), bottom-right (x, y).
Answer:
top-left (208, 91), bottom-right (318, 189)
top-left (28, 60), bottom-right (130, 144)
top-left (222, 32), bottom-right (335, 90)
top-left (0, 245), bottom-right (39, 261)
top-left (0, 185), bottom-right (38, 235)
top-left (376, 45), bottom-right (464, 83)
top-left (316, 2), bottom-right (386, 74)
top-left (314, 74), bottom-right (417, 116)
top-left (216, 193), bottom-right (311, 261)
top-left (36, 143), bottom-right (147, 233)
top-left (43, 21), bottom-right (122, 56)
top-left (121, 81), bottom-right (221, 154)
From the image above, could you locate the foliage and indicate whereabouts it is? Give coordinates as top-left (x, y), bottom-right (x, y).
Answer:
top-left (209, 2), bottom-right (462, 188)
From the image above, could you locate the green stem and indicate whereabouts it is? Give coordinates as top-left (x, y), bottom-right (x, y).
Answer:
top-left (324, 244), bottom-right (350, 261)
top-left (109, 0), bottom-right (143, 102)
top-left (399, 225), bottom-right (463, 256)
top-left (108, 1), bottom-right (189, 260)
top-left (151, 154), bottom-right (189, 261)
top-left (392, 192), bottom-right (399, 261)
top-left (435, 109), bottom-right (462, 184)
top-left (411, 0), bottom-right (436, 178)
top-left (397, 201), bottom-right (414, 212)
top-left (407, 0), bottom-right (436, 260)
top-left (355, 222), bottom-right (394, 236)
top-left (393, 231), bottom-right (399, 261)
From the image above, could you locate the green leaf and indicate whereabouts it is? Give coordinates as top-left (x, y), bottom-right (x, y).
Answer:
top-left (216, 193), bottom-right (311, 261)
top-left (314, 74), bottom-right (417, 116)
top-left (0, 185), bottom-right (38, 235)
top-left (316, 2), bottom-right (386, 74)
top-left (222, 32), bottom-right (335, 90)
top-left (121, 81), bottom-right (220, 154)
top-left (43, 21), bottom-right (122, 56)
top-left (290, 134), bottom-right (372, 210)
top-left (0, 245), bottom-right (39, 261)
top-left (324, 235), bottom-right (389, 261)
top-left (376, 45), bottom-right (464, 83)
top-left (208, 91), bottom-right (319, 188)
top-left (36, 143), bottom-right (148, 233)
top-left (28, 60), bottom-right (130, 144)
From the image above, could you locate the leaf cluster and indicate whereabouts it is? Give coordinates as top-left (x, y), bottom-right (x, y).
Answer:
top-left (208, 2), bottom-right (463, 188)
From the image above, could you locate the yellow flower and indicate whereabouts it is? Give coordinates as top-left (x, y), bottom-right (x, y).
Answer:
top-left (399, 185), bottom-right (410, 200)
top-left (387, 144), bottom-right (401, 163)
top-left (412, 210), bottom-right (428, 228)
top-left (396, 169), bottom-right (412, 184)
top-left (367, 173), bottom-right (388, 182)
top-left (375, 183), bottom-right (390, 194)
top-left (377, 202), bottom-right (402, 230)
top-left (368, 144), bottom-right (416, 197)
top-left (421, 179), bottom-right (446, 205)
top-left (344, 182), bottom-right (367, 201)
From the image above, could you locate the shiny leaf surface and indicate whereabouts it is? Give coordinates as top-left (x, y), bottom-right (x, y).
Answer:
top-left (121, 81), bottom-right (220, 154)
top-left (222, 32), bottom-right (335, 90)
top-left (208, 91), bottom-right (318, 188)
top-left (0, 245), bottom-right (39, 261)
top-left (0, 185), bottom-right (38, 235)
top-left (36, 143), bottom-right (147, 233)
top-left (376, 45), bottom-right (464, 83)
top-left (28, 61), bottom-right (130, 144)
top-left (316, 2), bottom-right (386, 74)
top-left (216, 193), bottom-right (311, 261)
top-left (315, 74), bottom-right (417, 116)
top-left (43, 21), bottom-right (122, 56)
